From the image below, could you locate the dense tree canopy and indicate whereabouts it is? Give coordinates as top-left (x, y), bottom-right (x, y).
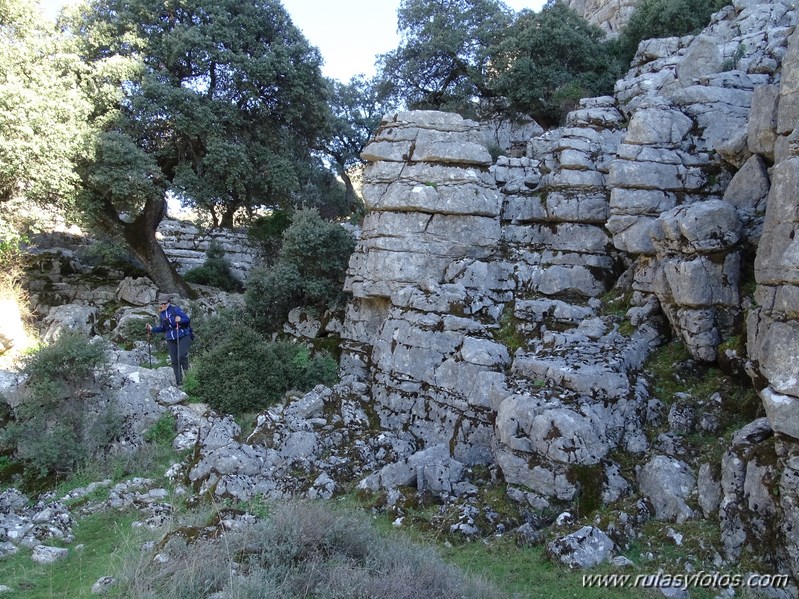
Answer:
top-left (490, 2), bottom-right (624, 127)
top-left (65, 0), bottom-right (332, 294)
top-left (376, 0), bottom-right (511, 119)
top-left (374, 0), bottom-right (626, 126)
top-left (323, 75), bottom-right (387, 211)
top-left (73, 0), bottom-right (331, 224)
top-left (0, 0), bottom-right (91, 207)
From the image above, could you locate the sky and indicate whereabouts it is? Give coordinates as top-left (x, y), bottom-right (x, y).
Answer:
top-left (39, 0), bottom-right (547, 82)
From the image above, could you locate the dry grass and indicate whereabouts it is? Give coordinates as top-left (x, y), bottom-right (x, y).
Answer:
top-left (112, 500), bottom-right (510, 599)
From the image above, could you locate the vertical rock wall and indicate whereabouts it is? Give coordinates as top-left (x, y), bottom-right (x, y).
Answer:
top-left (157, 219), bottom-right (262, 282)
top-left (341, 0), bottom-right (799, 577)
top-left (564, 0), bottom-right (640, 37)
top-left (745, 19), bottom-right (799, 580)
top-left (342, 111), bottom-right (509, 464)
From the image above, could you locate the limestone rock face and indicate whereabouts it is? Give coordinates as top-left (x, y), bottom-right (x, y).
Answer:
top-left (156, 219), bottom-right (262, 283)
top-left (342, 106), bottom-right (660, 503)
top-left (563, 0), bottom-right (641, 37)
top-left (748, 22), bottom-right (799, 453)
top-left (333, 2), bottom-right (799, 577)
top-left (637, 455), bottom-right (696, 523)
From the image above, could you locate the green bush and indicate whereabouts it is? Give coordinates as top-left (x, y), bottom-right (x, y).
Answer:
top-left (614, 0), bottom-right (731, 61)
top-left (246, 208), bottom-right (355, 333)
top-left (245, 262), bottom-right (303, 332)
top-left (248, 209), bottom-right (292, 264)
top-left (290, 345), bottom-right (338, 391)
top-left (2, 331), bottom-right (118, 481)
top-left (183, 241), bottom-right (241, 292)
top-left (491, 3), bottom-right (625, 127)
top-left (115, 315), bottom-right (150, 349)
top-left (185, 312), bottom-right (338, 415)
top-left (143, 413), bottom-right (177, 446)
top-left (115, 500), bottom-right (507, 598)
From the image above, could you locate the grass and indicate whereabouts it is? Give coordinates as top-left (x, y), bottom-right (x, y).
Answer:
top-left (0, 510), bottom-right (144, 598)
top-left (443, 539), bottom-right (649, 599)
top-left (494, 301), bottom-right (527, 354)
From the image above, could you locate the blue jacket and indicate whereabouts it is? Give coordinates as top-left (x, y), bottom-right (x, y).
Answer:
top-left (151, 304), bottom-right (192, 341)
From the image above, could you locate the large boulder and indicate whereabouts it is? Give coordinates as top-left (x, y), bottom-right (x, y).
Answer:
top-left (547, 526), bottom-right (614, 569)
top-left (637, 456), bottom-right (696, 523)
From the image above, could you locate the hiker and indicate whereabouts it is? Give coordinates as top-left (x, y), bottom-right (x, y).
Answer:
top-left (146, 294), bottom-right (193, 386)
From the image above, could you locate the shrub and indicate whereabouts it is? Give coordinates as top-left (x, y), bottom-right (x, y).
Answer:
top-left (246, 208), bottom-right (355, 333)
top-left (491, 3), bottom-right (625, 127)
top-left (183, 241), bottom-right (241, 292)
top-left (245, 262), bottom-right (304, 333)
top-left (614, 0), bottom-right (731, 61)
top-left (185, 314), bottom-right (337, 415)
top-left (2, 331), bottom-right (117, 481)
top-left (115, 500), bottom-right (508, 598)
top-left (115, 315), bottom-right (150, 349)
top-left (248, 208), bottom-right (293, 263)
top-left (143, 412), bottom-right (177, 446)
top-left (188, 307), bottom-right (251, 357)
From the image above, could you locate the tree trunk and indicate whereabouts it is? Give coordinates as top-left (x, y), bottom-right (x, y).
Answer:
top-left (124, 224), bottom-right (193, 298)
top-left (220, 201), bottom-right (241, 228)
top-left (113, 196), bottom-right (194, 298)
top-left (340, 170), bottom-right (357, 213)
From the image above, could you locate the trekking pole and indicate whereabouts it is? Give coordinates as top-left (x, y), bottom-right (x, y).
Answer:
top-left (175, 320), bottom-right (181, 384)
top-left (147, 329), bottom-right (152, 367)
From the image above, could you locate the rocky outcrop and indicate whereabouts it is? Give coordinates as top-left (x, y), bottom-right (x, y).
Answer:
top-left (7, 0), bottom-right (799, 587)
top-left (156, 219), bottom-right (262, 283)
top-left (564, 0), bottom-right (640, 37)
top-left (748, 18), bottom-right (799, 440)
top-left (335, 0), bottom-right (799, 580)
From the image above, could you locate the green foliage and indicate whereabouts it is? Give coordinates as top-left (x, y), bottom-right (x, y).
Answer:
top-left (0, 0), bottom-right (92, 207)
top-left (18, 331), bottom-right (106, 410)
top-left (644, 339), bottom-right (761, 462)
top-left (143, 413), bottom-right (176, 446)
top-left (324, 75), bottom-right (386, 212)
top-left (494, 302), bottom-right (526, 354)
top-left (183, 241), bottom-right (241, 292)
top-left (293, 162), bottom-right (351, 220)
top-left (289, 345), bottom-right (339, 391)
top-left (246, 208), bottom-right (355, 333)
top-left (185, 311), bottom-right (337, 415)
top-left (114, 316), bottom-right (149, 349)
top-left (248, 209), bottom-right (292, 264)
top-left (0, 510), bottom-right (144, 599)
top-left (614, 0), bottom-right (731, 61)
top-left (2, 331), bottom-right (118, 481)
top-left (491, 3), bottom-right (625, 127)
top-left (442, 537), bottom-right (643, 599)
top-left (187, 307), bottom-right (249, 358)
top-left (70, 0), bottom-right (333, 228)
top-left (115, 500), bottom-right (507, 598)
top-left (248, 210), bottom-right (293, 247)
top-left (376, 0), bottom-right (512, 118)
top-left (721, 42), bottom-right (747, 71)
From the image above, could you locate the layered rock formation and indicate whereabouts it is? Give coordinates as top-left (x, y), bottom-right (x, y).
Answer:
top-left (157, 219), bottom-right (262, 283)
top-left (340, 0), bottom-right (799, 579)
